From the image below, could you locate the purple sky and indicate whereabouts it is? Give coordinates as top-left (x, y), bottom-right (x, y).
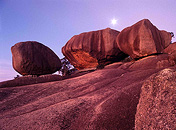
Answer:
top-left (0, 0), bottom-right (176, 82)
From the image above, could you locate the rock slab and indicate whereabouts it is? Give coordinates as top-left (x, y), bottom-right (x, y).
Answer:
top-left (11, 41), bottom-right (61, 75)
top-left (116, 19), bottom-right (171, 59)
top-left (135, 68), bottom-right (176, 130)
top-left (0, 74), bottom-right (62, 88)
top-left (62, 28), bottom-right (128, 69)
top-left (0, 54), bottom-right (175, 130)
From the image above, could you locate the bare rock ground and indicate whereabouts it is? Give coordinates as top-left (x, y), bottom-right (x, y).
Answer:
top-left (0, 54), bottom-right (175, 130)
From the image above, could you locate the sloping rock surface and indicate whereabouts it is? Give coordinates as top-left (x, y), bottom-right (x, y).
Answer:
top-left (62, 28), bottom-right (128, 70)
top-left (135, 68), bottom-right (176, 130)
top-left (116, 19), bottom-right (171, 59)
top-left (11, 41), bottom-right (61, 76)
top-left (0, 54), bottom-right (175, 130)
top-left (0, 74), bottom-right (62, 88)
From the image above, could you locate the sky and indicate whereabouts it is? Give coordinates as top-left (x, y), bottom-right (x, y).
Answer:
top-left (0, 0), bottom-right (176, 82)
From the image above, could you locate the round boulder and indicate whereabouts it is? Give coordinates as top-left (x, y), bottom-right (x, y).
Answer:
top-left (11, 41), bottom-right (61, 76)
top-left (116, 19), bottom-right (172, 59)
top-left (62, 28), bottom-right (128, 70)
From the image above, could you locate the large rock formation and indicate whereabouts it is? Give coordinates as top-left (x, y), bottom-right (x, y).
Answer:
top-left (62, 28), bottom-right (128, 70)
top-left (11, 41), bottom-right (61, 76)
top-left (116, 19), bottom-right (172, 59)
top-left (1, 19), bottom-right (175, 130)
top-left (0, 54), bottom-right (175, 130)
top-left (135, 68), bottom-right (176, 130)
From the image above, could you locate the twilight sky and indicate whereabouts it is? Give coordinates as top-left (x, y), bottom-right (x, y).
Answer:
top-left (0, 0), bottom-right (176, 82)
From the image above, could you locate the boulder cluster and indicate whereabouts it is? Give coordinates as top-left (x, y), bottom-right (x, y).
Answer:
top-left (11, 19), bottom-right (173, 74)
top-left (62, 19), bottom-right (172, 69)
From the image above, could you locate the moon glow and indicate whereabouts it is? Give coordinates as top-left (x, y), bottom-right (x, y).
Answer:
top-left (111, 18), bottom-right (117, 25)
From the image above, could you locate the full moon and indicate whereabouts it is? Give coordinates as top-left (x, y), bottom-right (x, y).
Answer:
top-left (111, 18), bottom-right (117, 25)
